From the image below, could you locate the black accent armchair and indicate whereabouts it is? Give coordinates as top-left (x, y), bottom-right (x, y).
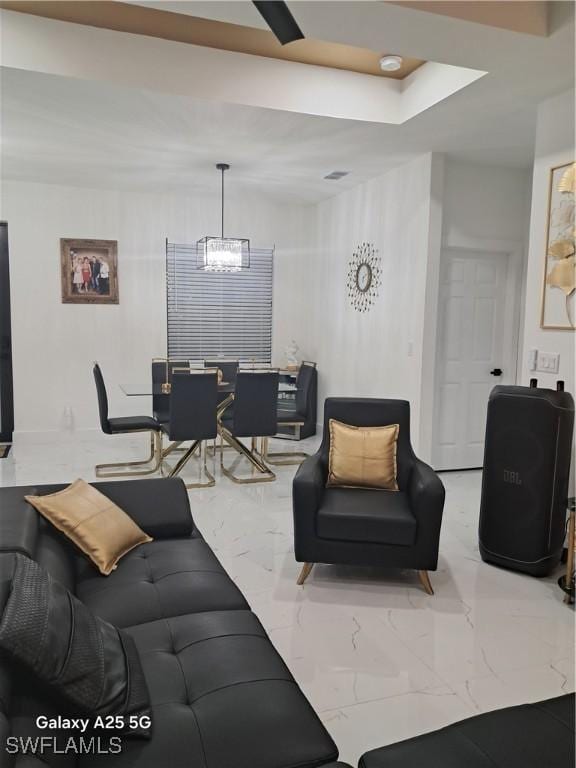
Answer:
top-left (292, 398), bottom-right (445, 594)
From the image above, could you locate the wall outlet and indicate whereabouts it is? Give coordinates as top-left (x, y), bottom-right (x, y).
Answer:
top-left (536, 351), bottom-right (560, 374)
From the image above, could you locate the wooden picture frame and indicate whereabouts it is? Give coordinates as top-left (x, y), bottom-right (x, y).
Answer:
top-left (540, 162), bottom-right (575, 330)
top-left (60, 238), bottom-right (119, 304)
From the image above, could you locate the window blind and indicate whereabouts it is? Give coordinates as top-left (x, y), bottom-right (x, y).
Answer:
top-left (166, 242), bottom-right (273, 363)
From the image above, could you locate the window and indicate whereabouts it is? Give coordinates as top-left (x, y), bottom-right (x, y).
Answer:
top-left (166, 242), bottom-right (273, 363)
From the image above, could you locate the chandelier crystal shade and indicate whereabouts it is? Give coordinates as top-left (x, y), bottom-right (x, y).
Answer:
top-left (198, 164), bottom-right (250, 272)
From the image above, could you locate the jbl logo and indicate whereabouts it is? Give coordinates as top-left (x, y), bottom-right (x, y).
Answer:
top-left (503, 469), bottom-right (522, 485)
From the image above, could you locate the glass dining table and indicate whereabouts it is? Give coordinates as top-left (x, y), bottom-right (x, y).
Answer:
top-left (119, 378), bottom-right (236, 466)
top-left (119, 382), bottom-right (235, 397)
top-left (120, 364), bottom-right (289, 485)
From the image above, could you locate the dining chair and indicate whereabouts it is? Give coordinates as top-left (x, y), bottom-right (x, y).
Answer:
top-left (160, 370), bottom-right (219, 488)
top-left (151, 358), bottom-right (189, 424)
top-left (204, 359), bottom-right (239, 386)
top-left (262, 361), bottom-right (318, 465)
top-left (219, 369), bottom-right (279, 483)
top-left (93, 362), bottom-right (163, 478)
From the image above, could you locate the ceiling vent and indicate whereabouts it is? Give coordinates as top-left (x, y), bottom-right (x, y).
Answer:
top-left (324, 170), bottom-right (349, 180)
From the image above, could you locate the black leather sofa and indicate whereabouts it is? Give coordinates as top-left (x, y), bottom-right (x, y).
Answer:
top-left (359, 693), bottom-right (575, 768)
top-left (0, 478), bottom-right (351, 768)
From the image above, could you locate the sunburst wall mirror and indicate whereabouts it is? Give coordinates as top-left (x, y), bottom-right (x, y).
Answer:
top-left (346, 242), bottom-right (382, 312)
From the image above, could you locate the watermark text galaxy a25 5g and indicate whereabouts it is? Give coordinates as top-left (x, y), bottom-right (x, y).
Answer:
top-left (4, 714), bottom-right (152, 756)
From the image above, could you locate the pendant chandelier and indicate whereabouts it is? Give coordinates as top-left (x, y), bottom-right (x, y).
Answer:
top-left (197, 163), bottom-right (250, 272)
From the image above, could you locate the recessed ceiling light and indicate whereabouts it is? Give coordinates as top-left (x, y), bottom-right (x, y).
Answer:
top-left (379, 55), bottom-right (403, 72)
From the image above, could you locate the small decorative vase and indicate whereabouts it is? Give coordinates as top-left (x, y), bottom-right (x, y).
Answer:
top-left (285, 340), bottom-right (300, 370)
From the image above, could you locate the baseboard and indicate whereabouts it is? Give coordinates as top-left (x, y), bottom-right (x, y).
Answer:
top-left (13, 428), bottom-right (104, 445)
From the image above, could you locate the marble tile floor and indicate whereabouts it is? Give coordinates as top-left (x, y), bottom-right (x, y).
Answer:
top-left (1, 432), bottom-right (574, 765)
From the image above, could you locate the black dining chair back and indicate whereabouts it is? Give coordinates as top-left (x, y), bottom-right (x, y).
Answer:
top-left (151, 359), bottom-right (189, 422)
top-left (151, 360), bottom-right (168, 423)
top-left (294, 361), bottom-right (317, 417)
top-left (93, 362), bottom-right (112, 434)
top-left (204, 360), bottom-right (239, 385)
top-left (263, 361), bottom-right (318, 466)
top-left (167, 372), bottom-right (218, 442)
top-left (231, 371), bottom-right (279, 437)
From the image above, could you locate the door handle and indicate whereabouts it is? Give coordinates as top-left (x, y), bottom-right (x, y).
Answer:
top-left (490, 368), bottom-right (503, 376)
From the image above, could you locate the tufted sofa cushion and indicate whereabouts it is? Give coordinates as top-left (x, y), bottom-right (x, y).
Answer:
top-left (75, 537), bottom-right (248, 628)
top-left (80, 610), bottom-right (339, 768)
top-left (359, 694), bottom-right (575, 768)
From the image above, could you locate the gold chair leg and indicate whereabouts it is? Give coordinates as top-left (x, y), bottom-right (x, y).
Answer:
top-left (418, 570), bottom-right (434, 595)
top-left (95, 430), bottom-right (163, 478)
top-left (274, 423), bottom-right (303, 441)
top-left (161, 439), bottom-right (184, 459)
top-left (259, 435), bottom-right (308, 466)
top-left (161, 440), bottom-right (215, 489)
top-left (220, 428), bottom-right (276, 484)
top-left (297, 562), bottom-right (314, 585)
top-left (206, 439), bottom-right (233, 458)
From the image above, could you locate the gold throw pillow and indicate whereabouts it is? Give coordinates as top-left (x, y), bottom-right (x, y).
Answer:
top-left (25, 479), bottom-right (152, 575)
top-left (327, 419), bottom-right (399, 490)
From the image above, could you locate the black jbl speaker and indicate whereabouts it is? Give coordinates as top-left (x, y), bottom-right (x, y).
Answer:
top-left (479, 384), bottom-right (574, 576)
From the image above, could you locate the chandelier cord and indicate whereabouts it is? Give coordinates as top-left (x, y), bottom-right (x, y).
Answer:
top-left (221, 165), bottom-right (225, 238)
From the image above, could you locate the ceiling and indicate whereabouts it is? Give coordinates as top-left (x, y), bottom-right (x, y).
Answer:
top-left (0, 1), bottom-right (425, 79)
top-left (134, 1), bottom-right (551, 37)
top-left (0, 1), bottom-right (574, 204)
top-left (1, 67), bottom-right (535, 204)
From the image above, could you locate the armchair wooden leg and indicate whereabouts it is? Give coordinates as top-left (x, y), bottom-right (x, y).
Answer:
top-left (297, 562), bottom-right (314, 585)
top-left (418, 570), bottom-right (434, 595)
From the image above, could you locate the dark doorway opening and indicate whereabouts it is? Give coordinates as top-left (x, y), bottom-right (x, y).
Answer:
top-left (0, 222), bottom-right (14, 444)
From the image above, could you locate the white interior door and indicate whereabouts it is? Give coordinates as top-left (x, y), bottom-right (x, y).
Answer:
top-left (432, 249), bottom-right (517, 471)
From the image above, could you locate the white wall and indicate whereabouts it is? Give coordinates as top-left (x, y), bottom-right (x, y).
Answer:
top-left (3, 139), bottom-right (557, 458)
top-left (442, 159), bottom-right (532, 246)
top-left (440, 157), bottom-right (532, 380)
top-left (2, 180), bottom-right (312, 437)
top-left (302, 154), bottom-right (438, 453)
top-left (299, 154), bottom-right (533, 461)
top-left (521, 89), bottom-right (575, 392)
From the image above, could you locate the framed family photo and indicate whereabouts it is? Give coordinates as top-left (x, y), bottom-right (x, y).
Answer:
top-left (60, 238), bottom-right (119, 304)
top-left (541, 162), bottom-right (575, 330)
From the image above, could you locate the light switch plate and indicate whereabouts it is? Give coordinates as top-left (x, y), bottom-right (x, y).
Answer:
top-left (536, 351), bottom-right (560, 374)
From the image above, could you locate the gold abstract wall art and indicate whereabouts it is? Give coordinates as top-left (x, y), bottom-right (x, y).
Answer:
top-left (541, 162), bottom-right (575, 329)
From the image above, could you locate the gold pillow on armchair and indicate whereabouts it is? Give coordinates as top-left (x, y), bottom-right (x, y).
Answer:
top-left (327, 419), bottom-right (399, 490)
